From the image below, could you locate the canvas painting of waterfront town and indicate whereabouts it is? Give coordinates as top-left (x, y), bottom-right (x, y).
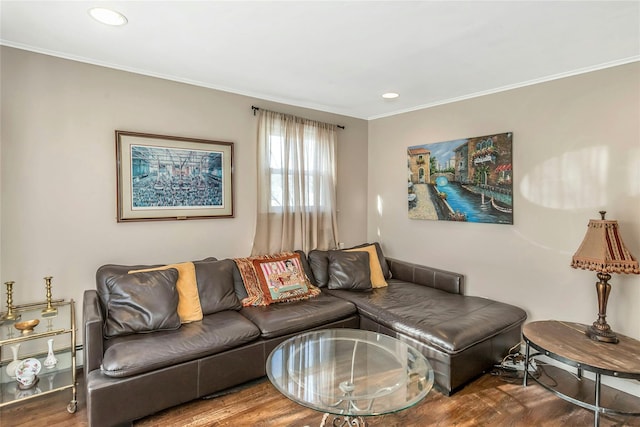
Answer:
top-left (407, 132), bottom-right (513, 224)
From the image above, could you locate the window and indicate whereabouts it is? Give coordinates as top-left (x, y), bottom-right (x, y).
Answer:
top-left (268, 135), bottom-right (320, 208)
top-left (252, 110), bottom-right (339, 255)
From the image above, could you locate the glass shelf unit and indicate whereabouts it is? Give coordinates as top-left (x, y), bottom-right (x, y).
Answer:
top-left (0, 300), bottom-right (77, 413)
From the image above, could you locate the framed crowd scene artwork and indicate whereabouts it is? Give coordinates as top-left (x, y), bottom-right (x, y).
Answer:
top-left (116, 131), bottom-right (234, 222)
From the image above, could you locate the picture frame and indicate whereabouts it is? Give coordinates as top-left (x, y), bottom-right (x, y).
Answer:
top-left (407, 132), bottom-right (513, 225)
top-left (116, 130), bottom-right (234, 222)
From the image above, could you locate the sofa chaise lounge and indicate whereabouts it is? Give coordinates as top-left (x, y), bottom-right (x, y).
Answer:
top-left (83, 245), bottom-right (526, 427)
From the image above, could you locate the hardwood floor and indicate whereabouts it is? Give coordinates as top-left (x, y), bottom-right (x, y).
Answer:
top-left (2, 368), bottom-right (639, 427)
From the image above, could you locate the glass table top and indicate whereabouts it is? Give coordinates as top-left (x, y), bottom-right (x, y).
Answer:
top-left (266, 329), bottom-right (434, 417)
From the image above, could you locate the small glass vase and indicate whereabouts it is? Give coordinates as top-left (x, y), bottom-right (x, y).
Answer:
top-left (44, 338), bottom-right (58, 369)
top-left (5, 343), bottom-right (21, 377)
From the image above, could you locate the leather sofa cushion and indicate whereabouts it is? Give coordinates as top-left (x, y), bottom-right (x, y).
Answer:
top-left (96, 257), bottom-right (219, 319)
top-left (327, 250), bottom-right (372, 291)
top-left (344, 244), bottom-right (388, 288)
top-left (101, 311), bottom-right (260, 378)
top-left (308, 250), bottom-right (330, 288)
top-left (103, 269), bottom-right (181, 338)
top-left (240, 293), bottom-right (357, 339)
top-left (97, 263), bottom-right (163, 315)
top-left (295, 249), bottom-right (318, 286)
top-left (346, 242), bottom-right (392, 280)
top-left (129, 262), bottom-right (203, 324)
top-left (327, 279), bottom-right (527, 355)
top-left (309, 243), bottom-right (391, 288)
top-left (194, 259), bottom-right (241, 315)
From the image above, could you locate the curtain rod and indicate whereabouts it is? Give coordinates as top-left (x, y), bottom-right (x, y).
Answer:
top-left (251, 106), bottom-right (345, 129)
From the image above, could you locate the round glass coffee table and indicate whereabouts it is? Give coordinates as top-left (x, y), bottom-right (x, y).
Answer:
top-left (266, 329), bottom-right (434, 426)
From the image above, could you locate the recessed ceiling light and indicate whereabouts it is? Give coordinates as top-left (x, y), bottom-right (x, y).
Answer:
top-left (382, 92), bottom-right (399, 99)
top-left (89, 8), bottom-right (128, 26)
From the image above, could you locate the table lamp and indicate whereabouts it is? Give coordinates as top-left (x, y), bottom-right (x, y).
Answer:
top-left (570, 211), bottom-right (639, 343)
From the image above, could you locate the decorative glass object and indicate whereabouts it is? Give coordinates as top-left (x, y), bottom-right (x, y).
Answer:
top-left (5, 343), bottom-right (22, 378)
top-left (44, 338), bottom-right (58, 369)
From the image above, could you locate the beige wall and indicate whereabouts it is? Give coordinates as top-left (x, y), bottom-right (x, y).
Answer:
top-left (2, 46), bottom-right (639, 394)
top-left (369, 63), bottom-right (640, 392)
top-left (0, 47), bottom-right (368, 320)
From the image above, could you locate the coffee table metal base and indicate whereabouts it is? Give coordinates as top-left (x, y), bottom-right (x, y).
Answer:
top-left (321, 413), bottom-right (366, 427)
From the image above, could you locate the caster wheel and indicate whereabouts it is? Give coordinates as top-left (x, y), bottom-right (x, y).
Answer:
top-left (67, 401), bottom-right (77, 413)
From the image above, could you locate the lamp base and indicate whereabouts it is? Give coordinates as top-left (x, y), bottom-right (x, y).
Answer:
top-left (585, 272), bottom-right (619, 344)
top-left (586, 324), bottom-right (619, 344)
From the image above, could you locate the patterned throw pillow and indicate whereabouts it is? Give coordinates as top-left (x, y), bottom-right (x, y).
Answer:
top-left (234, 252), bottom-right (321, 306)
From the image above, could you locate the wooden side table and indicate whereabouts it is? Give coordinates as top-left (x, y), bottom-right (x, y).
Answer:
top-left (523, 320), bottom-right (640, 427)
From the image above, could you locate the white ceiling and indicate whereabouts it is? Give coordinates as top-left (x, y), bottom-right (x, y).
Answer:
top-left (1, 1), bottom-right (639, 120)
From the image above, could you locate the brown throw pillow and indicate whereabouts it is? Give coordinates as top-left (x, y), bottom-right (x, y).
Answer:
top-left (345, 244), bottom-right (388, 288)
top-left (193, 259), bottom-right (241, 314)
top-left (103, 269), bottom-right (181, 338)
top-left (347, 242), bottom-right (392, 279)
top-left (327, 250), bottom-right (372, 291)
top-left (129, 262), bottom-right (203, 323)
top-left (308, 250), bottom-right (330, 288)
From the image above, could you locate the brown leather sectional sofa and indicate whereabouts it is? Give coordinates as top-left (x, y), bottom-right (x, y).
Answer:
top-left (83, 247), bottom-right (526, 427)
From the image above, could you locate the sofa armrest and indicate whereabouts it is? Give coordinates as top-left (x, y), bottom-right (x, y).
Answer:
top-left (83, 290), bottom-right (104, 376)
top-left (386, 258), bottom-right (464, 295)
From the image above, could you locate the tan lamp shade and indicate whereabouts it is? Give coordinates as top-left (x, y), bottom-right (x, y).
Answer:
top-left (571, 215), bottom-right (639, 274)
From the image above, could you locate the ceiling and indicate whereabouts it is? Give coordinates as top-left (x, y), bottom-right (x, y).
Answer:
top-left (1, 1), bottom-right (639, 120)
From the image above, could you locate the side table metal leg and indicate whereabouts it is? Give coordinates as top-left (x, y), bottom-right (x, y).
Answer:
top-left (594, 373), bottom-right (601, 427)
top-left (523, 340), bottom-right (530, 387)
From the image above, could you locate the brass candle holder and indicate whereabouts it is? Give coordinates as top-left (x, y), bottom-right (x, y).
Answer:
top-left (3, 281), bottom-right (19, 321)
top-left (42, 276), bottom-right (58, 317)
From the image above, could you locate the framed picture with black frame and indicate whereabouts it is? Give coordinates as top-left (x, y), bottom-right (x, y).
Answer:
top-left (116, 130), bottom-right (234, 222)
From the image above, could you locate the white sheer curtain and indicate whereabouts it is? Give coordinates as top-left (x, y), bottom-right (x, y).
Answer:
top-left (251, 109), bottom-right (339, 255)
